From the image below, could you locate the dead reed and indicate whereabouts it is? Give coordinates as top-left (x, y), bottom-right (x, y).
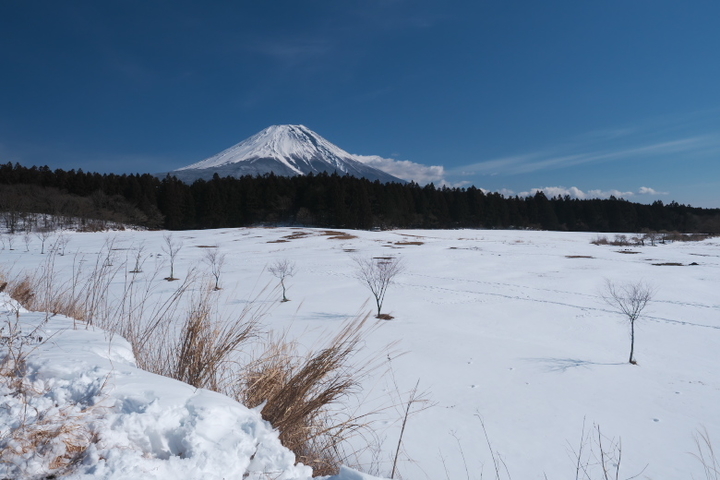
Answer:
top-left (237, 316), bottom-right (379, 475)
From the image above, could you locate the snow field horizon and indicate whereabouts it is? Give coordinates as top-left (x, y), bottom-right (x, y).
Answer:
top-left (2, 227), bottom-right (719, 479)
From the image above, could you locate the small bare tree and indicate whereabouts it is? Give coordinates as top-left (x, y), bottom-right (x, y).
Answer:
top-left (203, 247), bottom-right (226, 290)
top-left (52, 233), bottom-right (69, 256)
top-left (353, 256), bottom-right (404, 319)
top-left (643, 230), bottom-right (659, 247)
top-left (35, 229), bottom-right (53, 254)
top-left (162, 234), bottom-right (183, 281)
top-left (602, 280), bottom-right (654, 364)
top-left (129, 242), bottom-right (147, 274)
top-left (268, 259), bottom-right (296, 302)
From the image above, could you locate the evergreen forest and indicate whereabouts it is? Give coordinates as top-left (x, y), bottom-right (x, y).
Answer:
top-left (1, 162), bottom-right (719, 234)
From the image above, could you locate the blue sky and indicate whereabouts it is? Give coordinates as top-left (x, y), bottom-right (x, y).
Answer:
top-left (1, 1), bottom-right (719, 207)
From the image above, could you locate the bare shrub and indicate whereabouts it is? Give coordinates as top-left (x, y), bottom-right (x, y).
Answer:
top-left (602, 280), bottom-right (654, 364)
top-left (268, 258), bottom-right (296, 302)
top-left (643, 230), bottom-right (659, 246)
top-left (237, 316), bottom-right (379, 476)
top-left (612, 234), bottom-right (629, 246)
top-left (353, 256), bottom-right (404, 319)
top-left (569, 420), bottom-right (646, 480)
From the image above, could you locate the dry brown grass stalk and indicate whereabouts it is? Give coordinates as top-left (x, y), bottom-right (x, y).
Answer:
top-left (167, 284), bottom-right (257, 390)
top-left (238, 315), bottom-right (380, 476)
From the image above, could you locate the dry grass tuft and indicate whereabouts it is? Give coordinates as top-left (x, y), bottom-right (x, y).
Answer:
top-left (8, 275), bottom-right (36, 307)
top-left (394, 241), bottom-right (423, 246)
top-left (652, 262), bottom-right (684, 266)
top-left (164, 285), bottom-right (257, 391)
top-left (322, 231), bottom-right (358, 240)
top-left (237, 316), bottom-right (378, 476)
top-left (566, 255), bottom-right (594, 259)
top-left (283, 231), bottom-right (312, 240)
top-left (267, 239), bottom-right (289, 243)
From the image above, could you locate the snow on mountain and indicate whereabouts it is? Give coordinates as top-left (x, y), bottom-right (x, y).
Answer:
top-left (170, 125), bottom-right (406, 184)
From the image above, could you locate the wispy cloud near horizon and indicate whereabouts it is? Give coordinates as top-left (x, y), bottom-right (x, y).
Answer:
top-left (454, 134), bottom-right (719, 176)
top-left (453, 110), bottom-right (720, 177)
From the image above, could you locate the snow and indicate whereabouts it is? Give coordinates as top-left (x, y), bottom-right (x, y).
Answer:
top-left (175, 124), bottom-right (403, 182)
top-left (2, 227), bottom-right (720, 479)
top-left (0, 298), bottom-right (315, 479)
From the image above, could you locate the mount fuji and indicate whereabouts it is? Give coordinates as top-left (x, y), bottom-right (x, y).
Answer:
top-left (168, 125), bottom-right (406, 184)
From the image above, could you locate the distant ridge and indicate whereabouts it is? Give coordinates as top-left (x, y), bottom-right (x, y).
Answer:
top-left (167, 124), bottom-right (405, 183)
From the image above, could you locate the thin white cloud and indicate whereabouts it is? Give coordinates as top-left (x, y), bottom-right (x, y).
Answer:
top-left (456, 135), bottom-right (715, 176)
top-left (507, 186), bottom-right (669, 200)
top-left (638, 186), bottom-right (668, 195)
top-left (354, 154), bottom-right (445, 184)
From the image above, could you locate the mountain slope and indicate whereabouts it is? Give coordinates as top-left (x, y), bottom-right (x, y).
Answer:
top-left (169, 125), bottom-right (405, 183)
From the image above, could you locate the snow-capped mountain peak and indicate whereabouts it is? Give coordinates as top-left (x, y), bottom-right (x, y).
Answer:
top-left (172, 125), bottom-right (405, 183)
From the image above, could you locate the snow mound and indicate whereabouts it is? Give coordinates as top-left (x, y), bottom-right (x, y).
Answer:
top-left (0, 293), bottom-right (377, 480)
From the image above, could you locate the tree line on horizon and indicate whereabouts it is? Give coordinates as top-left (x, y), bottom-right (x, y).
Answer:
top-left (1, 162), bottom-right (719, 234)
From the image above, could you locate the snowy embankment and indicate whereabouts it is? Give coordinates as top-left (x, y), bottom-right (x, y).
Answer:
top-left (0, 294), bottom-right (384, 480)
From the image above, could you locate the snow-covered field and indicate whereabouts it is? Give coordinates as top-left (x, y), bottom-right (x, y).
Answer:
top-left (2, 227), bottom-right (719, 479)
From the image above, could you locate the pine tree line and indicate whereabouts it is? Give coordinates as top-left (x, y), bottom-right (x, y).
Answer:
top-left (1, 162), bottom-right (719, 233)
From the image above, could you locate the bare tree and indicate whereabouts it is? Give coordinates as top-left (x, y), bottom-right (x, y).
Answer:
top-left (644, 230), bottom-right (659, 247)
top-left (162, 234), bottom-right (183, 281)
top-left (353, 256), bottom-right (404, 319)
top-left (51, 233), bottom-right (69, 256)
top-left (35, 229), bottom-right (53, 254)
top-left (268, 258), bottom-right (295, 301)
top-left (602, 280), bottom-right (654, 364)
top-left (203, 247), bottom-right (226, 290)
top-left (22, 232), bottom-right (31, 252)
top-left (129, 242), bottom-right (147, 274)
top-left (6, 233), bottom-right (15, 251)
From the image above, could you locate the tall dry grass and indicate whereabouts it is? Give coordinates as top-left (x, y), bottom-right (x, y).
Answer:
top-left (236, 316), bottom-right (381, 475)
top-left (1, 238), bottom-right (381, 476)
